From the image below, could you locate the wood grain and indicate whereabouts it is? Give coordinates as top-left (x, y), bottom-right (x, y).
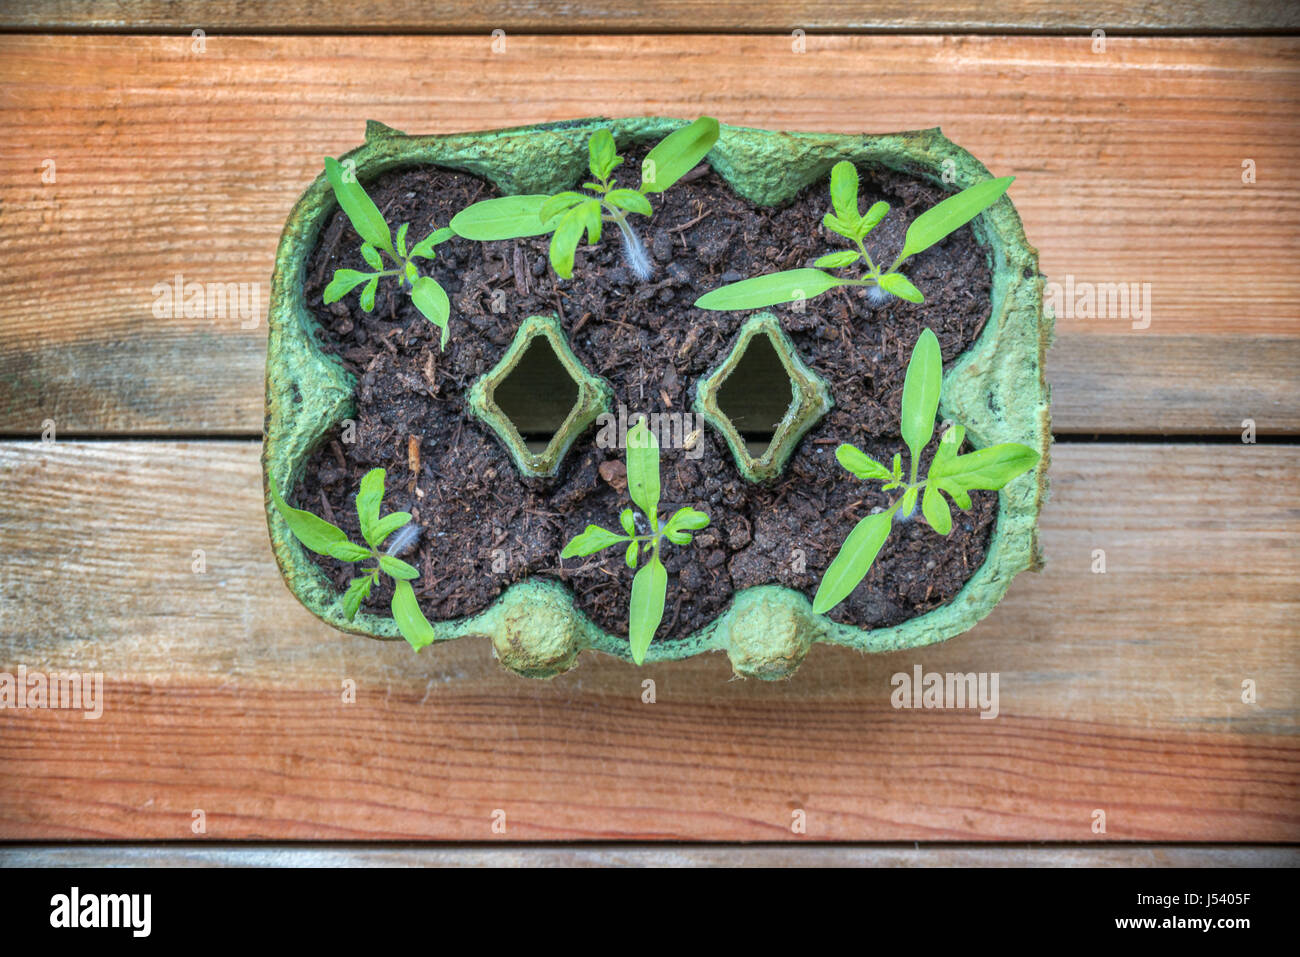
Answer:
top-left (2, 1), bottom-right (1296, 33)
top-left (2, 845), bottom-right (1294, 867)
top-left (0, 35), bottom-right (1296, 435)
top-left (0, 440), bottom-right (1295, 841)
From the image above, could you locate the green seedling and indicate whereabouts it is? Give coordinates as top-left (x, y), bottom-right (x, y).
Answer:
top-left (812, 328), bottom-right (1039, 615)
top-left (559, 420), bottom-right (710, 664)
top-left (449, 117), bottom-right (720, 280)
top-left (270, 467), bottom-right (436, 651)
top-left (321, 157), bottom-right (456, 349)
top-left (695, 160), bottom-right (1013, 311)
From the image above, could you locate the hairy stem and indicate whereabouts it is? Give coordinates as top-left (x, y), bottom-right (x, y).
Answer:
top-left (609, 208), bottom-right (653, 281)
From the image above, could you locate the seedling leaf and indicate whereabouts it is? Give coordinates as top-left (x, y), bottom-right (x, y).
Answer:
top-left (270, 483), bottom-right (348, 556)
top-left (391, 579), bottom-right (436, 651)
top-left (626, 420), bottom-right (660, 520)
top-left (812, 509), bottom-right (894, 615)
top-left (549, 205), bottom-right (587, 279)
top-left (694, 268), bottom-right (848, 311)
top-left (921, 483), bottom-right (952, 534)
top-left (539, 191), bottom-right (590, 225)
top-left (359, 276), bottom-right (378, 311)
top-left (322, 269), bottom-right (373, 304)
top-left (325, 157), bottom-right (393, 254)
top-left (326, 540), bottom-right (371, 562)
top-left (560, 524), bottom-right (629, 558)
top-left (900, 327), bottom-right (942, 476)
top-left (372, 511), bottom-right (414, 547)
top-left (879, 271), bottom-right (924, 303)
top-left (356, 467), bottom-right (385, 546)
top-left (411, 276), bottom-right (451, 349)
top-left (589, 128), bottom-right (619, 180)
top-left (899, 176), bottom-right (1013, 261)
top-left (640, 116), bottom-right (719, 194)
top-left (814, 250), bottom-right (861, 269)
top-left (928, 442), bottom-right (1040, 491)
top-left (342, 575), bottom-right (373, 621)
top-left (408, 227), bottom-right (453, 260)
top-left (835, 444), bottom-right (892, 482)
top-left (605, 188), bottom-right (653, 217)
top-left (829, 161), bottom-right (859, 223)
top-left (379, 554), bottom-right (420, 580)
top-left (628, 554), bottom-right (667, 664)
top-left (449, 194), bottom-right (561, 240)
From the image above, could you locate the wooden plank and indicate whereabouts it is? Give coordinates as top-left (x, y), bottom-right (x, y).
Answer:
top-left (1, 845), bottom-right (1295, 867)
top-left (1048, 336), bottom-right (1300, 436)
top-left (0, 36), bottom-right (1296, 436)
top-left (0, 440), bottom-right (1295, 841)
top-left (2, 1), bottom-right (1297, 34)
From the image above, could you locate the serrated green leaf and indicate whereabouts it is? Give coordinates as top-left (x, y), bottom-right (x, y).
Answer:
top-left (372, 511), bottom-right (414, 547)
top-left (879, 271), bottom-right (924, 303)
top-left (921, 483), bottom-right (952, 534)
top-left (628, 554), bottom-right (668, 665)
top-left (662, 505), bottom-right (706, 545)
top-left (835, 444), bottom-right (892, 482)
top-left (391, 579), bottom-right (436, 651)
top-left (359, 276), bottom-right (378, 311)
top-left (663, 506), bottom-right (709, 536)
top-left (408, 227), bottom-right (453, 260)
top-left (269, 482), bottom-right (348, 556)
top-left (548, 205), bottom-right (587, 279)
top-left (342, 574), bottom-right (373, 621)
top-left (325, 157), bottom-right (393, 255)
top-left (814, 249), bottom-right (861, 269)
top-left (395, 223), bottom-right (409, 258)
top-left (901, 328), bottom-right (942, 478)
top-left (379, 554), bottom-right (420, 580)
top-left (900, 176), bottom-right (1013, 261)
top-left (694, 268), bottom-right (848, 311)
top-left (560, 524), bottom-right (629, 558)
top-left (829, 160), bottom-right (860, 223)
top-left (604, 188), bottom-right (653, 217)
top-left (858, 200), bottom-right (890, 235)
top-left (822, 212), bottom-right (857, 241)
top-left (449, 195), bottom-right (560, 241)
top-left (360, 243), bottom-right (383, 270)
top-left (322, 269), bottom-right (374, 304)
top-left (355, 467), bottom-right (385, 546)
top-left (812, 509), bottom-right (895, 615)
top-left (929, 442), bottom-right (1040, 491)
top-left (626, 420), bottom-right (660, 522)
top-left (935, 480), bottom-right (973, 510)
top-left (326, 539), bottom-right (371, 562)
top-left (639, 116), bottom-right (719, 194)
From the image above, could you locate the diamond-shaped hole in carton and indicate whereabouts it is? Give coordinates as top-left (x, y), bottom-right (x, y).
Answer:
top-left (714, 331), bottom-right (796, 458)
top-left (494, 334), bottom-right (581, 454)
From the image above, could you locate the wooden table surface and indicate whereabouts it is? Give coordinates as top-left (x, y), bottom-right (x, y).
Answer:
top-left (0, 2), bottom-right (1297, 864)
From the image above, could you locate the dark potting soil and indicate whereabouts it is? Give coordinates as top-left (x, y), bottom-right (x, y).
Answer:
top-left (293, 150), bottom-right (998, 644)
